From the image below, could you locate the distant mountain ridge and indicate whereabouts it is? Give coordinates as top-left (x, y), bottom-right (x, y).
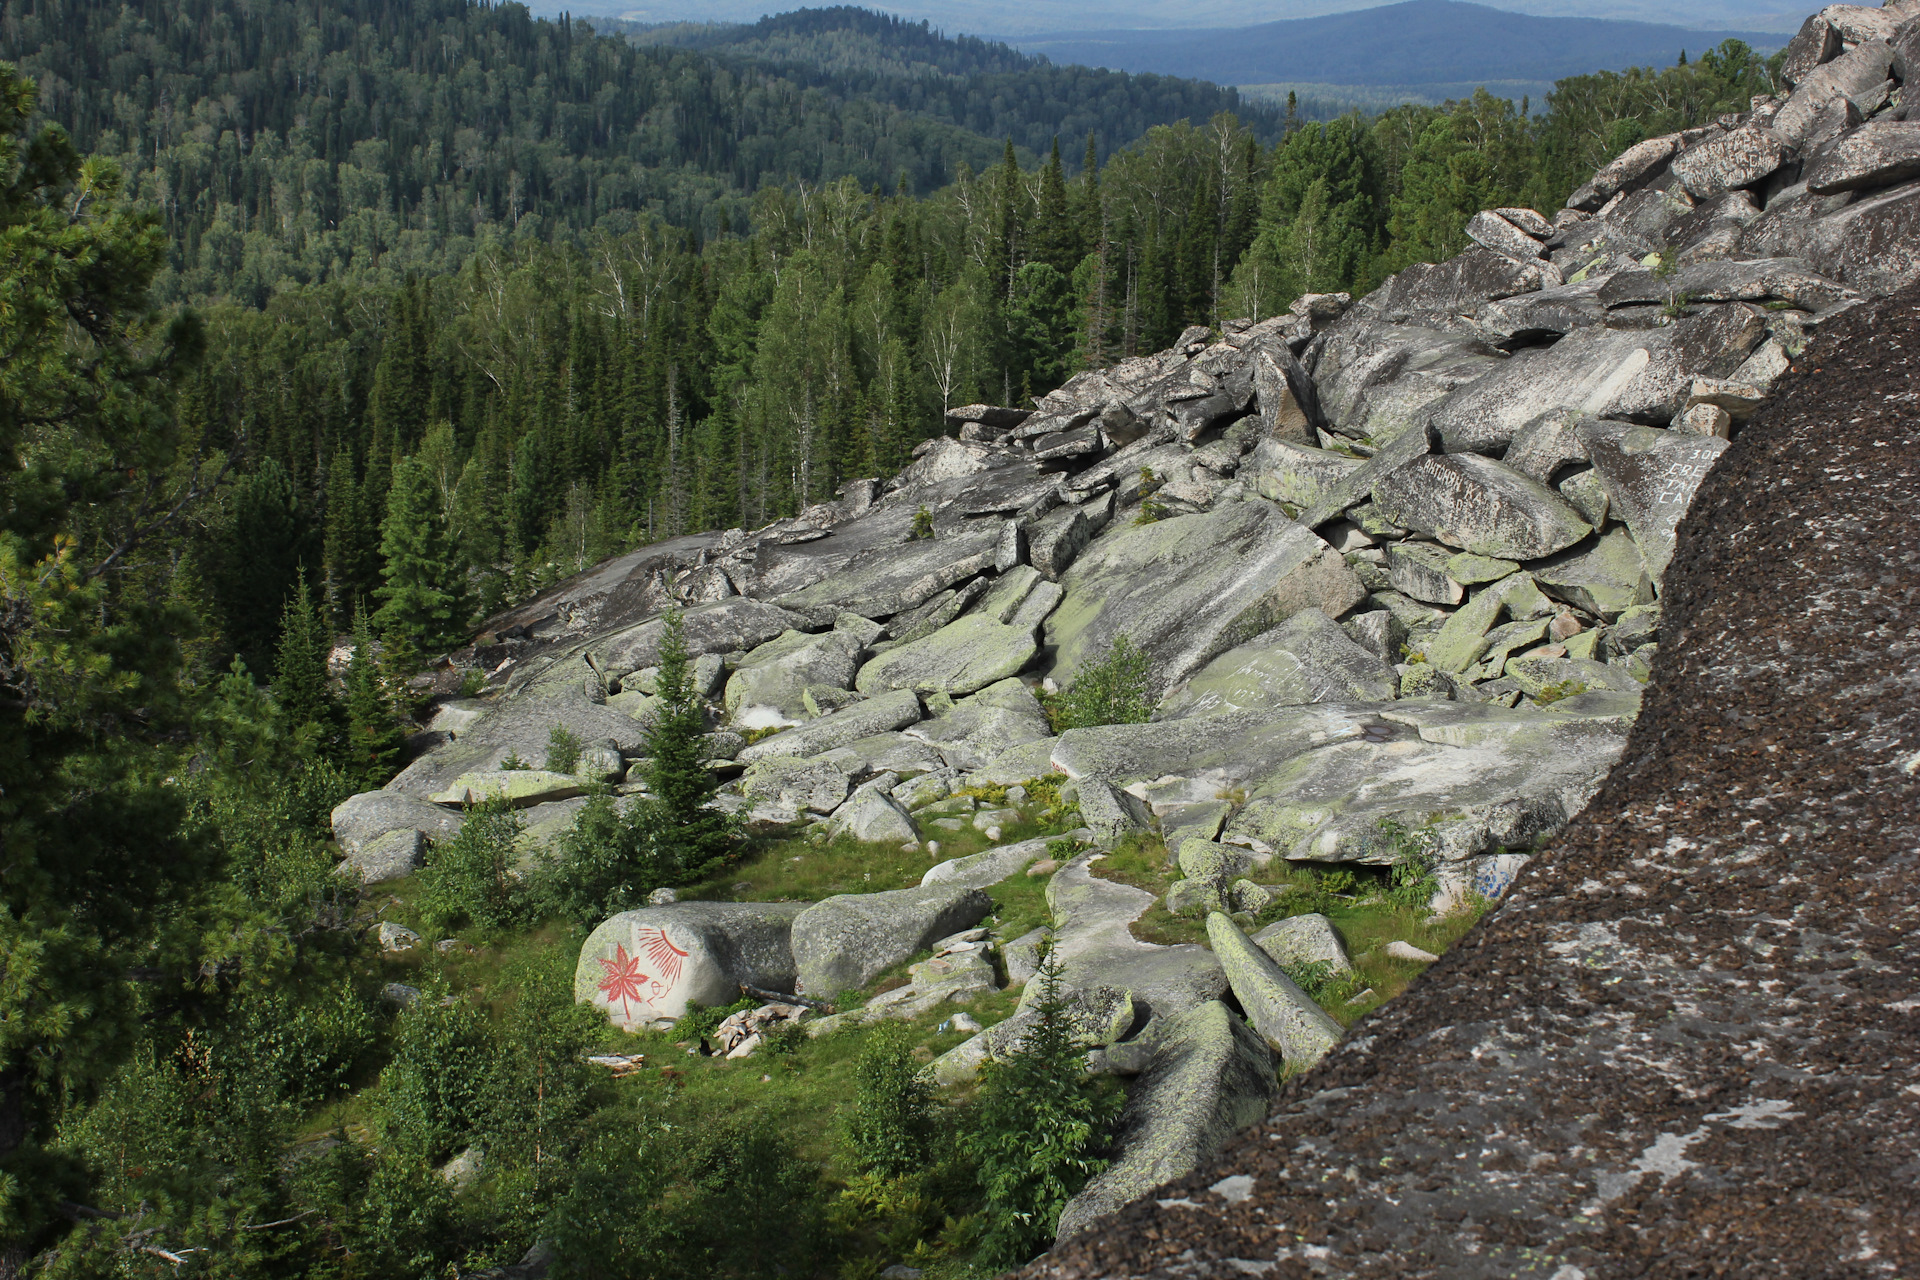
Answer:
top-left (1010, 0), bottom-right (1782, 88)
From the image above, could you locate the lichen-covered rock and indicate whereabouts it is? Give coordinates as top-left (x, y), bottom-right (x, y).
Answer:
top-left (921, 835), bottom-right (1058, 890)
top-left (1384, 540), bottom-right (1464, 606)
top-left (854, 615), bottom-right (1039, 698)
top-left (430, 769), bottom-right (585, 808)
top-left (827, 787), bottom-right (920, 844)
top-left (1530, 527), bottom-right (1654, 619)
top-left (1371, 454), bottom-right (1594, 561)
top-left (736, 688), bottom-right (924, 763)
top-left (575, 902), bottom-right (807, 1027)
top-left (739, 756), bottom-right (851, 814)
top-left (339, 827), bottom-right (425, 884)
top-left (1575, 418), bottom-right (1731, 578)
top-left (1206, 913), bottom-right (1343, 1067)
top-left (1177, 840), bottom-right (1254, 891)
top-left (1252, 913), bottom-right (1354, 975)
top-left (1052, 1001), bottom-right (1277, 1240)
top-left (1669, 127), bottom-right (1791, 197)
top-left (331, 789), bottom-right (465, 855)
top-left (1044, 501), bottom-right (1366, 701)
top-left (723, 628), bottom-right (864, 729)
top-left (1076, 777), bottom-right (1154, 845)
top-left (790, 883), bottom-right (994, 998)
top-left (1241, 439), bottom-right (1363, 511)
top-left (1157, 607), bottom-right (1399, 717)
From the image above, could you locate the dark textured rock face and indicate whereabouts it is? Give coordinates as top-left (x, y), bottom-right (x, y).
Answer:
top-left (1018, 283), bottom-right (1920, 1279)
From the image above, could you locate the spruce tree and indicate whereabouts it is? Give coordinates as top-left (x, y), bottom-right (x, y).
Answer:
top-left (374, 452), bottom-right (467, 660)
top-left (273, 568), bottom-right (340, 748)
top-left (963, 946), bottom-right (1121, 1265)
top-left (345, 604), bottom-right (404, 790)
top-left (323, 448), bottom-right (376, 628)
top-left (639, 610), bottom-right (734, 880)
top-left (1032, 136), bottom-right (1078, 274)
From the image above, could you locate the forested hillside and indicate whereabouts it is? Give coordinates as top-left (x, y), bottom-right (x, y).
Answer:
top-left (625, 6), bottom-right (1283, 152)
top-left (0, 0), bottom-right (1801, 1272)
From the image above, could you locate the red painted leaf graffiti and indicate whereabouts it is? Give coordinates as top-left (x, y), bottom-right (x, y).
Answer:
top-left (596, 943), bottom-right (649, 1021)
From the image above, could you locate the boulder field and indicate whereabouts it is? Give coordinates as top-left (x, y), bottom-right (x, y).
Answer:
top-left (329, 17), bottom-right (1920, 1261)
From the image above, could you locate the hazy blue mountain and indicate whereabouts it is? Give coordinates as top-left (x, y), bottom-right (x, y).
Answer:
top-left (535, 0), bottom-right (1807, 38)
top-left (1011, 0), bottom-right (1781, 88)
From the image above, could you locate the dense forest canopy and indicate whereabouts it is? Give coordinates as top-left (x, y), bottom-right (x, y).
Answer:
top-left (0, 0), bottom-right (1785, 1270)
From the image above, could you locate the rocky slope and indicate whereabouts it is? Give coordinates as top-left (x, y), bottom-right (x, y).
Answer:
top-left (332, 4), bottom-right (1920, 1259)
top-left (1018, 226), bottom-right (1920, 1280)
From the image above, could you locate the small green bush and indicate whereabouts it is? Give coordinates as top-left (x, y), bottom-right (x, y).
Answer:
top-left (845, 1023), bottom-right (939, 1178)
top-left (546, 724), bottom-right (583, 773)
top-left (418, 794), bottom-right (526, 931)
top-left (671, 996), bottom-right (756, 1044)
top-left (910, 505), bottom-right (935, 539)
top-left (1045, 636), bottom-right (1153, 731)
top-left (499, 751), bottom-right (532, 771)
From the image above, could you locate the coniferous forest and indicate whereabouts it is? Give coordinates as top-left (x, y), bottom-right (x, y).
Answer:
top-left (0, 0), bottom-right (1785, 1273)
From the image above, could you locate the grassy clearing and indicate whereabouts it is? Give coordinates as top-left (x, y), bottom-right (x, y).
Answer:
top-left (1080, 829), bottom-right (1491, 1025)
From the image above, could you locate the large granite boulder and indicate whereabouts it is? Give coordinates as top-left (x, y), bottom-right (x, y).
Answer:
top-left (331, 789), bottom-right (466, 855)
top-left (592, 598), bottom-right (814, 674)
top-left (1224, 697), bottom-right (1637, 863)
top-left (1575, 419), bottom-right (1732, 577)
top-left (1040, 851), bottom-right (1226, 1023)
top-left (854, 614), bottom-right (1039, 698)
top-left (789, 883), bottom-right (994, 998)
top-left (723, 628), bottom-right (864, 729)
top-left (1252, 912), bottom-right (1354, 975)
top-left (1043, 501), bottom-right (1366, 701)
top-left (736, 688), bottom-right (924, 762)
top-left (1371, 453), bottom-right (1594, 561)
top-left (575, 902), bottom-right (807, 1027)
top-left (1239, 438), bottom-right (1364, 512)
top-left (1157, 607), bottom-right (1398, 718)
top-left (903, 677), bottom-right (1053, 771)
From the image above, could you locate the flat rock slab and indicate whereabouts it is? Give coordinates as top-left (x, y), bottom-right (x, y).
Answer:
top-left (736, 688), bottom-right (924, 763)
top-left (1224, 702), bottom-right (1632, 863)
top-left (921, 835), bottom-right (1059, 891)
top-left (1427, 306), bottom-right (1764, 454)
top-left (1372, 453), bottom-right (1593, 560)
top-left (1576, 418), bottom-right (1731, 578)
top-left (856, 614), bottom-right (1040, 698)
top-left (385, 686), bottom-right (651, 798)
top-left (1043, 501), bottom-right (1366, 702)
top-left (592, 598), bottom-right (814, 675)
top-left (790, 883), bottom-right (994, 999)
top-left (1157, 606), bottom-right (1398, 718)
top-left (1052, 704), bottom-right (1379, 794)
top-left (1529, 526), bottom-right (1652, 619)
top-left (1052, 1001), bottom-right (1277, 1241)
top-left (1040, 851), bottom-right (1226, 1025)
top-left (1241, 439), bottom-right (1363, 512)
top-left (431, 769), bottom-right (585, 808)
top-left (575, 901), bottom-right (807, 1026)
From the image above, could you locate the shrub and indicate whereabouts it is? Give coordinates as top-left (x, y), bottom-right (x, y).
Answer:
top-left (961, 947), bottom-right (1121, 1266)
top-left (845, 1023), bottom-right (938, 1178)
top-left (379, 992), bottom-right (494, 1163)
top-left (531, 790), bottom-right (665, 924)
top-left (546, 724), bottom-right (583, 773)
top-left (1045, 636), bottom-right (1153, 731)
top-left (547, 1120), bottom-right (825, 1280)
top-left (910, 505), bottom-right (935, 539)
top-left (418, 794), bottom-right (526, 931)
